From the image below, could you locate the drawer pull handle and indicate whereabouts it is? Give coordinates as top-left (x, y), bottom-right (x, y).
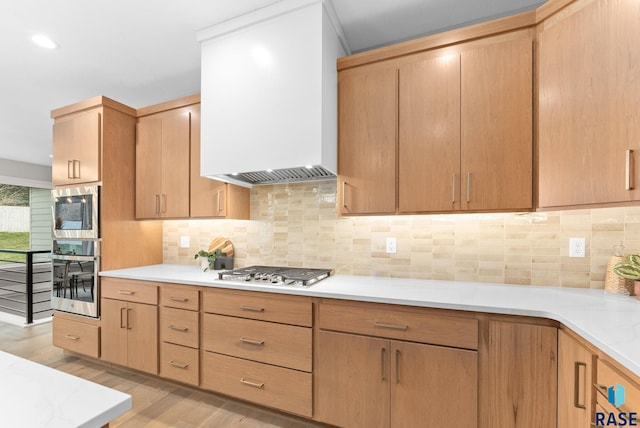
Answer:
top-left (240, 378), bottom-right (264, 389)
top-left (240, 337), bottom-right (265, 346)
top-left (374, 322), bottom-right (408, 331)
top-left (118, 290), bottom-right (135, 295)
top-left (594, 383), bottom-right (608, 399)
top-left (169, 325), bottom-right (189, 332)
top-left (65, 334), bottom-right (80, 341)
top-left (169, 297), bottom-right (189, 302)
top-left (240, 305), bottom-right (264, 313)
top-left (574, 361), bottom-right (587, 409)
top-left (169, 361), bottom-right (189, 369)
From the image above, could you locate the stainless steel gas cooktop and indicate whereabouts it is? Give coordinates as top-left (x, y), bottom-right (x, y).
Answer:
top-left (218, 266), bottom-right (333, 287)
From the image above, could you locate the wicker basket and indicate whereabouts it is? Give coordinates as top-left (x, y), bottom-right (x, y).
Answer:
top-left (605, 246), bottom-right (634, 295)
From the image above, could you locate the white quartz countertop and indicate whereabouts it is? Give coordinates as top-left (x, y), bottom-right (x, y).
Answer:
top-left (0, 350), bottom-right (131, 428)
top-left (101, 264), bottom-right (640, 378)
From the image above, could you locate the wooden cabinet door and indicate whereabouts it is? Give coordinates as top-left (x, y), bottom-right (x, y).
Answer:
top-left (136, 117), bottom-right (163, 218)
top-left (314, 331), bottom-right (390, 427)
top-left (127, 302), bottom-right (158, 375)
top-left (159, 110), bottom-right (190, 218)
top-left (100, 298), bottom-right (128, 367)
top-left (338, 64), bottom-right (397, 215)
top-left (558, 330), bottom-right (593, 428)
top-left (399, 54), bottom-right (461, 213)
top-left (460, 36), bottom-right (533, 211)
top-left (136, 108), bottom-right (190, 219)
top-left (391, 340), bottom-right (477, 427)
top-left (538, 0), bottom-right (640, 208)
top-left (483, 320), bottom-right (557, 428)
top-left (52, 110), bottom-right (101, 186)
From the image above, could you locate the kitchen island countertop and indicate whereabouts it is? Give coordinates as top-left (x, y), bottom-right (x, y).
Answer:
top-left (0, 350), bottom-right (131, 428)
top-left (101, 263), bottom-right (640, 378)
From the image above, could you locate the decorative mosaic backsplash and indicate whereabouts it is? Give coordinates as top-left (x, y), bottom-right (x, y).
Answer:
top-left (163, 180), bottom-right (640, 289)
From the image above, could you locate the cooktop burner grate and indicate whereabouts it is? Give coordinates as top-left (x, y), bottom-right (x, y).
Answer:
top-left (218, 265), bottom-right (333, 287)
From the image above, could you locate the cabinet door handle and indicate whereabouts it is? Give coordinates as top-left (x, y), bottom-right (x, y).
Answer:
top-left (342, 182), bottom-right (347, 209)
top-left (127, 308), bottom-right (133, 329)
top-left (73, 160), bottom-right (81, 179)
top-left (381, 347), bottom-right (387, 381)
top-left (466, 172), bottom-right (471, 203)
top-left (118, 290), bottom-right (135, 295)
top-left (240, 378), bottom-right (264, 389)
top-left (240, 305), bottom-right (264, 313)
top-left (169, 325), bottom-right (188, 332)
top-left (452, 174), bottom-right (456, 203)
top-left (161, 194), bottom-right (167, 213)
top-left (216, 190), bottom-right (223, 214)
top-left (65, 334), bottom-right (80, 341)
top-left (169, 360), bottom-right (189, 369)
top-left (395, 349), bottom-right (401, 384)
top-left (120, 307), bottom-right (126, 329)
top-left (154, 194), bottom-right (160, 214)
top-left (374, 322), bottom-right (408, 331)
top-left (574, 361), bottom-right (587, 409)
top-left (240, 337), bottom-right (265, 346)
top-left (67, 160), bottom-right (74, 179)
top-left (626, 149), bottom-right (634, 190)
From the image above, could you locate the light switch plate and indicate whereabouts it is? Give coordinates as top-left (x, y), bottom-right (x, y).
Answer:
top-left (180, 236), bottom-right (190, 248)
top-left (386, 237), bottom-right (397, 254)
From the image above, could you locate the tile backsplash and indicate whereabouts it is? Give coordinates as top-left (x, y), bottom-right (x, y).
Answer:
top-left (163, 180), bottom-right (640, 289)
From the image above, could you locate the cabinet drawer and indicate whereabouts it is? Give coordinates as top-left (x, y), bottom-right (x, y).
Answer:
top-left (53, 316), bottom-right (100, 358)
top-left (202, 289), bottom-right (311, 327)
top-left (159, 342), bottom-right (199, 386)
top-left (596, 359), bottom-right (640, 415)
top-left (201, 352), bottom-right (312, 417)
top-left (101, 278), bottom-right (158, 305)
top-left (160, 307), bottom-right (199, 348)
top-left (160, 284), bottom-right (199, 311)
top-left (202, 314), bottom-right (311, 372)
top-left (319, 300), bottom-right (478, 350)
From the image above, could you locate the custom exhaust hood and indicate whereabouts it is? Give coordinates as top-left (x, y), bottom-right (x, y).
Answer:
top-left (197, 0), bottom-right (349, 187)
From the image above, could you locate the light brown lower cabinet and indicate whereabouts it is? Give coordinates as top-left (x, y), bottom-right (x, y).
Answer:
top-left (100, 298), bottom-right (158, 374)
top-left (314, 330), bottom-right (478, 427)
top-left (483, 320), bottom-right (557, 428)
top-left (201, 351), bottom-right (312, 417)
top-left (558, 329), bottom-right (594, 428)
top-left (52, 311), bottom-right (100, 359)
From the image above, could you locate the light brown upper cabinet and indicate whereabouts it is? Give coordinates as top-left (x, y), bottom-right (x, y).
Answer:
top-left (189, 104), bottom-right (250, 219)
top-left (136, 95), bottom-right (250, 220)
top-left (52, 108), bottom-right (101, 186)
top-left (538, 0), bottom-right (640, 208)
top-left (339, 30), bottom-right (533, 215)
top-left (136, 106), bottom-right (191, 219)
top-left (337, 63), bottom-right (397, 215)
top-left (399, 53), bottom-right (461, 212)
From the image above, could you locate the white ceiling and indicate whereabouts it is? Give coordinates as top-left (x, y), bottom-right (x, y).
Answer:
top-left (0, 0), bottom-right (545, 168)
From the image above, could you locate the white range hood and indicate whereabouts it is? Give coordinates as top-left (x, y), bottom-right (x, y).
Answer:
top-left (197, 0), bottom-right (349, 187)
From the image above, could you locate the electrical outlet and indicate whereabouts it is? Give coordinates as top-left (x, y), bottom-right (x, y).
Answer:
top-left (180, 236), bottom-right (190, 248)
top-left (569, 237), bottom-right (586, 258)
top-left (386, 237), bottom-right (397, 254)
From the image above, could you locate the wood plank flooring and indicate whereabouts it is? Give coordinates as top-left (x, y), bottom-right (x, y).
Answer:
top-left (0, 321), bottom-right (327, 427)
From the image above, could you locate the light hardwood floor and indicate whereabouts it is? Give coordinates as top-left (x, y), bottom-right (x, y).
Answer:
top-left (0, 320), bottom-right (326, 427)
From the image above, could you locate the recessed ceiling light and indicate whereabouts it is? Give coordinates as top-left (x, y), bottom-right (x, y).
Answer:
top-left (32, 34), bottom-right (57, 49)
top-left (305, 165), bottom-right (314, 169)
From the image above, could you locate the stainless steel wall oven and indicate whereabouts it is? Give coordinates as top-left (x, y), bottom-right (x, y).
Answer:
top-left (51, 240), bottom-right (99, 317)
top-left (52, 185), bottom-right (99, 240)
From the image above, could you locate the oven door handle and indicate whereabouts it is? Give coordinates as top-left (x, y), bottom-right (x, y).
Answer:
top-left (51, 254), bottom-right (97, 262)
